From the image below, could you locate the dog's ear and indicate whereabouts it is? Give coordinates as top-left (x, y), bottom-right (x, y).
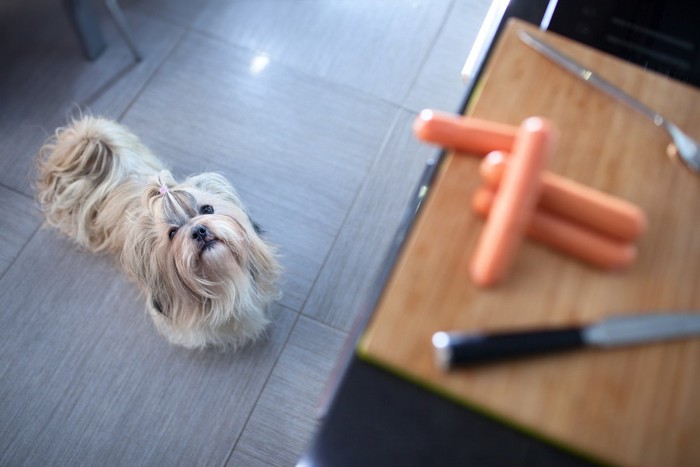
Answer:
top-left (151, 297), bottom-right (166, 316)
top-left (148, 292), bottom-right (170, 318)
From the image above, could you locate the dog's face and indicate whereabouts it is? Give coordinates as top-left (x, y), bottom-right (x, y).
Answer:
top-left (122, 170), bottom-right (280, 348)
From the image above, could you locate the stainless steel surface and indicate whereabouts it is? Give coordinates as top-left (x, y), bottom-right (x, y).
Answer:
top-left (583, 313), bottom-right (700, 347)
top-left (461, 0), bottom-right (511, 84)
top-left (519, 30), bottom-right (700, 174)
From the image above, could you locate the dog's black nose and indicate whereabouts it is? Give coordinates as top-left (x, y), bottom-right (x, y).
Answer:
top-left (191, 225), bottom-right (209, 241)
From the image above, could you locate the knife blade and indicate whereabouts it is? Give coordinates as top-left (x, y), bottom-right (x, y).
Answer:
top-left (432, 313), bottom-right (700, 369)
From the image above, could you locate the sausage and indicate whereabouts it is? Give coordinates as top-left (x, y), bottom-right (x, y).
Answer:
top-left (413, 109), bottom-right (517, 156)
top-left (480, 151), bottom-right (647, 242)
top-left (472, 186), bottom-right (637, 270)
top-left (470, 117), bottom-right (557, 286)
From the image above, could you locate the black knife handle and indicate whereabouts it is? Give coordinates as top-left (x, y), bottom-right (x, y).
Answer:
top-left (433, 328), bottom-right (585, 369)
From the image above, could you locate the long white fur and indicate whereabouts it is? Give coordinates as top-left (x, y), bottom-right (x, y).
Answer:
top-left (35, 116), bottom-right (281, 349)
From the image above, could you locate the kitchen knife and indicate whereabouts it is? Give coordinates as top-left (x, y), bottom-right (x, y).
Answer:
top-left (432, 313), bottom-right (700, 369)
top-left (518, 29), bottom-right (700, 173)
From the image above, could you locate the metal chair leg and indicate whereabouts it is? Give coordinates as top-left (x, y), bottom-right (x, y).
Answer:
top-left (64, 0), bottom-right (107, 60)
top-left (104, 0), bottom-right (143, 61)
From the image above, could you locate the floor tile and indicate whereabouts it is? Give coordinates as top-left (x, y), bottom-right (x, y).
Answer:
top-left (193, 0), bottom-right (454, 105)
top-left (0, 187), bottom-right (41, 277)
top-left (403, 0), bottom-right (492, 113)
top-left (303, 109), bottom-right (438, 331)
top-left (121, 0), bottom-right (213, 29)
top-left (0, 228), bottom-right (296, 466)
top-left (0, 0), bottom-right (184, 196)
top-left (120, 31), bottom-right (399, 311)
top-left (227, 316), bottom-right (347, 466)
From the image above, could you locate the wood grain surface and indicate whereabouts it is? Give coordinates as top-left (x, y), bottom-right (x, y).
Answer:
top-left (359, 19), bottom-right (700, 467)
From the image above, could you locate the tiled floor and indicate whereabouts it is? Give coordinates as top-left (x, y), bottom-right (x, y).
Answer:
top-left (0, 0), bottom-right (490, 464)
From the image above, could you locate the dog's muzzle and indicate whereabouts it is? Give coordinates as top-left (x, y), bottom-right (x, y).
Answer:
top-left (192, 224), bottom-right (217, 252)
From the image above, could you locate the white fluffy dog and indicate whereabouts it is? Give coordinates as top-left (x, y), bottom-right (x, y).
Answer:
top-left (35, 117), bottom-right (281, 349)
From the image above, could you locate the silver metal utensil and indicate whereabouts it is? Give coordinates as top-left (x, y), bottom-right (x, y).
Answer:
top-left (519, 30), bottom-right (700, 174)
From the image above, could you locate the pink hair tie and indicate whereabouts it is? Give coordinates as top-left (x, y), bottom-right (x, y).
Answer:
top-left (159, 185), bottom-right (169, 195)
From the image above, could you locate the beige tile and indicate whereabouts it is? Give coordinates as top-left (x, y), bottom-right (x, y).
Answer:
top-left (403, 0), bottom-right (492, 112)
top-left (227, 316), bottom-right (347, 466)
top-left (193, 0), bottom-right (455, 104)
top-left (303, 109), bottom-right (438, 331)
top-left (0, 186), bottom-right (41, 277)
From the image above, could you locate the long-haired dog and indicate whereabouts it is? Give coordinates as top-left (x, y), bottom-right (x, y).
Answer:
top-left (35, 116), bottom-right (281, 349)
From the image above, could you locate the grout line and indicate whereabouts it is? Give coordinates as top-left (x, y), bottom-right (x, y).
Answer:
top-left (0, 183), bottom-right (43, 284)
top-left (81, 61), bottom-right (141, 111)
top-left (399, 0), bottom-right (458, 106)
top-left (0, 183), bottom-right (35, 201)
top-left (122, 0), bottom-right (217, 31)
top-left (0, 222), bottom-right (41, 285)
top-left (222, 304), bottom-right (303, 467)
top-left (115, 27), bottom-right (189, 122)
top-left (302, 315), bottom-right (355, 336)
top-left (295, 106), bottom-right (404, 322)
top-left (222, 310), bottom-right (350, 466)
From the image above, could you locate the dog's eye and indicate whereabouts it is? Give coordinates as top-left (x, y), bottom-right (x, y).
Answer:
top-left (200, 205), bottom-right (214, 215)
top-left (168, 227), bottom-right (178, 240)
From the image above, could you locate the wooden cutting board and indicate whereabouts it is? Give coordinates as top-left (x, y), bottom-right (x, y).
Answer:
top-left (359, 19), bottom-right (700, 467)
